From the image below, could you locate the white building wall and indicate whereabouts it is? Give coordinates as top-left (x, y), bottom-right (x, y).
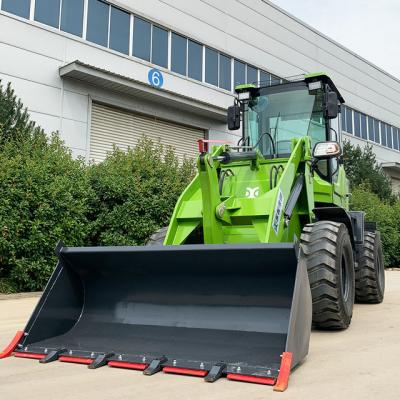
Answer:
top-left (0, 0), bottom-right (399, 165)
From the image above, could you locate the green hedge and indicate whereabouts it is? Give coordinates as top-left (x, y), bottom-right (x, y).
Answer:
top-left (351, 185), bottom-right (400, 267)
top-left (0, 135), bottom-right (196, 292)
top-left (0, 134), bottom-right (91, 291)
top-left (86, 138), bottom-right (196, 246)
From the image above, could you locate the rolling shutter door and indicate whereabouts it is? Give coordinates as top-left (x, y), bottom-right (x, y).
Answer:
top-left (90, 102), bottom-right (204, 162)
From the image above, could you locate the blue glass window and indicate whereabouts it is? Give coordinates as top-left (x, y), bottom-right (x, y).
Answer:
top-left (271, 75), bottom-right (281, 85)
top-left (374, 119), bottom-right (380, 143)
top-left (393, 128), bottom-right (399, 151)
top-left (367, 116), bottom-right (374, 141)
top-left (86, 0), bottom-right (109, 47)
top-left (341, 106), bottom-right (347, 132)
top-left (219, 54), bottom-right (231, 91)
top-left (205, 47), bottom-right (218, 86)
top-left (34, 0), bottom-right (60, 28)
top-left (360, 114), bottom-right (367, 139)
top-left (1, 0), bottom-right (30, 19)
top-left (109, 6), bottom-right (130, 54)
top-left (381, 123), bottom-right (387, 146)
top-left (61, 0), bottom-right (84, 37)
top-left (345, 107), bottom-right (353, 134)
top-left (397, 129), bottom-right (400, 151)
top-left (133, 17), bottom-right (151, 61)
top-left (260, 70), bottom-right (271, 86)
top-left (171, 33), bottom-right (187, 76)
top-left (387, 125), bottom-right (393, 148)
top-left (247, 65), bottom-right (258, 84)
top-left (234, 60), bottom-right (246, 88)
top-left (152, 25), bottom-right (168, 68)
top-left (354, 111), bottom-right (361, 137)
top-left (188, 40), bottom-right (202, 81)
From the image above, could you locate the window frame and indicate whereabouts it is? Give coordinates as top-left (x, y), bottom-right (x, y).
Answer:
top-left (360, 113), bottom-right (367, 140)
top-left (387, 125), bottom-right (393, 148)
top-left (151, 24), bottom-right (168, 68)
top-left (109, 5), bottom-right (130, 54)
top-left (260, 70), bottom-right (271, 86)
top-left (246, 64), bottom-right (258, 85)
top-left (345, 107), bottom-right (353, 134)
top-left (34, 0), bottom-right (61, 29)
top-left (60, 0), bottom-right (85, 37)
top-left (218, 53), bottom-right (232, 91)
top-left (132, 15), bottom-right (151, 62)
top-left (1, 0), bottom-right (31, 19)
top-left (171, 32), bottom-right (188, 76)
top-left (381, 122), bottom-right (387, 147)
top-left (205, 47), bottom-right (219, 87)
top-left (374, 118), bottom-right (380, 144)
top-left (367, 116), bottom-right (374, 142)
top-left (86, 0), bottom-right (110, 47)
top-left (187, 39), bottom-right (203, 82)
top-left (393, 127), bottom-right (399, 151)
top-left (354, 111), bottom-right (361, 138)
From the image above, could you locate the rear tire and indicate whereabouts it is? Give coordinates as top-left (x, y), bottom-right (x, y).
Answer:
top-left (355, 231), bottom-right (385, 303)
top-left (147, 227), bottom-right (168, 245)
top-left (147, 226), bottom-right (204, 245)
top-left (300, 221), bottom-right (355, 330)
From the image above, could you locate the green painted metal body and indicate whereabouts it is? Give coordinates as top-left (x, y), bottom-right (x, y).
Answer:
top-left (164, 139), bottom-right (349, 245)
top-left (164, 75), bottom-right (350, 246)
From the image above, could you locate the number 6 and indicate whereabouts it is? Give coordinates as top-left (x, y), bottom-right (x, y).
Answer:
top-left (152, 71), bottom-right (160, 87)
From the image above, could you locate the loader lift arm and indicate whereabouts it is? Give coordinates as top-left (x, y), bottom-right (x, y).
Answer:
top-left (165, 136), bottom-right (315, 245)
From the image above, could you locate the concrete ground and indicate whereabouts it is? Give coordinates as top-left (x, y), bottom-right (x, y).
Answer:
top-left (1, 271), bottom-right (399, 400)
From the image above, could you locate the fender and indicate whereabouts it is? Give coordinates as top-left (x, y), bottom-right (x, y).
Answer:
top-left (313, 206), bottom-right (363, 246)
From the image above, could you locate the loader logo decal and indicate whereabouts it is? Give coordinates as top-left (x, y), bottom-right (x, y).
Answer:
top-left (245, 187), bottom-right (260, 198)
top-left (272, 188), bottom-right (284, 235)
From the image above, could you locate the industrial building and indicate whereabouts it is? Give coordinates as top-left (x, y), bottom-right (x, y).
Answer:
top-left (0, 0), bottom-right (399, 190)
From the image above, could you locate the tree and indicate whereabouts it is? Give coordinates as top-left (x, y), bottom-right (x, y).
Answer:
top-left (0, 82), bottom-right (39, 147)
top-left (342, 140), bottom-right (394, 201)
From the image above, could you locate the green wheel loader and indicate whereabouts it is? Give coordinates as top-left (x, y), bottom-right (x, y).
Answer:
top-left (1, 73), bottom-right (385, 391)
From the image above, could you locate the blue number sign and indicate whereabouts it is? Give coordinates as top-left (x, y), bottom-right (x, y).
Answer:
top-left (148, 68), bottom-right (164, 88)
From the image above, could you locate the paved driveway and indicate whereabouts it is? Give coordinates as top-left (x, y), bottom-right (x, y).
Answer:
top-left (1, 271), bottom-right (399, 400)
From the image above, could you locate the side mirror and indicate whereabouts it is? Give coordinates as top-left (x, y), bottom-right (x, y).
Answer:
top-left (227, 105), bottom-right (241, 130)
top-left (326, 91), bottom-right (338, 119)
top-left (313, 141), bottom-right (342, 160)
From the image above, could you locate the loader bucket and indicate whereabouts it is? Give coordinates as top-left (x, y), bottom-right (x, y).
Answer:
top-left (10, 243), bottom-right (311, 389)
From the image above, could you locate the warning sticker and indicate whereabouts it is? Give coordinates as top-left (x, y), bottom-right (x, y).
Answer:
top-left (272, 188), bottom-right (284, 235)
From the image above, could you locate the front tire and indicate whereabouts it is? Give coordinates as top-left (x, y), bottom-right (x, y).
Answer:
top-left (300, 221), bottom-right (355, 330)
top-left (355, 231), bottom-right (385, 303)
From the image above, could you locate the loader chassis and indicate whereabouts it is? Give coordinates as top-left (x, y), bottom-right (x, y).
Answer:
top-left (1, 73), bottom-right (385, 392)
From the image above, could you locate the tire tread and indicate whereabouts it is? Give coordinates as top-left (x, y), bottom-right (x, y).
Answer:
top-left (300, 221), bottom-right (354, 330)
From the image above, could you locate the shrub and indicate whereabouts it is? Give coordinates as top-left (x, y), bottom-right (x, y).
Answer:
top-left (0, 82), bottom-right (91, 291)
top-left (351, 184), bottom-right (400, 267)
top-left (86, 137), bottom-right (196, 246)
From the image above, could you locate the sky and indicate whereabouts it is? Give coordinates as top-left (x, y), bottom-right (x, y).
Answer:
top-left (270, 0), bottom-right (400, 79)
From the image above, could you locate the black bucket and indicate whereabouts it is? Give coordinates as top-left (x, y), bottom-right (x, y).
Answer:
top-left (15, 243), bottom-right (311, 381)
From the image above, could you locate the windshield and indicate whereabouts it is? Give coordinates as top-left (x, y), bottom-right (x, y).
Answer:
top-left (244, 85), bottom-right (326, 157)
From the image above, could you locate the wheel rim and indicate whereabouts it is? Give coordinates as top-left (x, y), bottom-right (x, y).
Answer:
top-left (341, 254), bottom-right (349, 301)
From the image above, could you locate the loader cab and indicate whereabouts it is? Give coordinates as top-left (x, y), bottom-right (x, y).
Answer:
top-left (230, 73), bottom-right (344, 183)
